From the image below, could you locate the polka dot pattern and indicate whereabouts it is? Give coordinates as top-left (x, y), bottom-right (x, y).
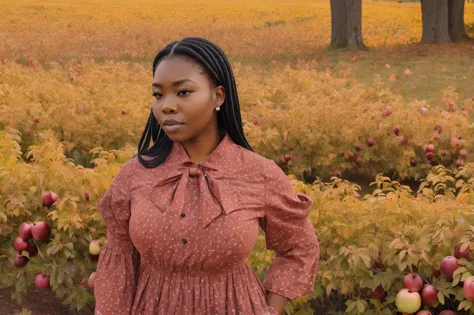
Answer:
top-left (93, 130), bottom-right (320, 315)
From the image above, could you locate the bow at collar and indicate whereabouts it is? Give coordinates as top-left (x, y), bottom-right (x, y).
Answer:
top-left (149, 160), bottom-right (241, 230)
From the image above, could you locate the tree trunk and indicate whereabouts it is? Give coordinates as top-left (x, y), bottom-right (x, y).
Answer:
top-left (421, 0), bottom-right (453, 43)
top-left (330, 0), bottom-right (366, 50)
top-left (448, 0), bottom-right (470, 41)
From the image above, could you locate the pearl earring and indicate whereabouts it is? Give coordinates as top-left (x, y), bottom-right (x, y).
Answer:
top-left (216, 106), bottom-right (220, 111)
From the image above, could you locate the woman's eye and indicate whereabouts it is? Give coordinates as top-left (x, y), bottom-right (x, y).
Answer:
top-left (152, 92), bottom-right (162, 99)
top-left (178, 90), bottom-right (192, 96)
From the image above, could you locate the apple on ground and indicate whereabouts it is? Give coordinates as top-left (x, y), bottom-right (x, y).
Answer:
top-left (463, 276), bottom-right (474, 301)
top-left (89, 240), bottom-right (102, 255)
top-left (34, 273), bottom-right (50, 289)
top-left (13, 237), bottom-right (29, 253)
top-left (395, 288), bottom-right (421, 313)
top-left (403, 273), bottom-right (423, 291)
top-left (18, 222), bottom-right (34, 241)
top-left (41, 191), bottom-right (58, 208)
top-left (13, 255), bottom-right (29, 267)
top-left (454, 243), bottom-right (471, 260)
top-left (88, 272), bottom-right (96, 293)
top-left (420, 284), bottom-right (438, 306)
top-left (440, 256), bottom-right (459, 280)
top-left (32, 222), bottom-right (51, 241)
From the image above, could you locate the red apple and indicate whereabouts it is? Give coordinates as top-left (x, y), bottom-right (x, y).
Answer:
top-left (121, 110), bottom-right (127, 115)
top-left (434, 124), bottom-right (442, 132)
top-left (396, 136), bottom-right (407, 145)
top-left (383, 106), bottom-right (393, 117)
top-left (88, 272), bottom-right (96, 293)
top-left (253, 118), bottom-right (260, 126)
top-left (417, 311), bottom-right (433, 315)
top-left (426, 152), bottom-right (435, 160)
top-left (83, 190), bottom-right (90, 201)
top-left (41, 191), bottom-right (58, 208)
top-left (367, 138), bottom-right (375, 147)
top-left (456, 157), bottom-right (464, 166)
top-left (440, 256), bottom-right (459, 280)
top-left (80, 279), bottom-right (87, 287)
top-left (395, 288), bottom-right (421, 313)
top-left (371, 284), bottom-right (386, 302)
top-left (13, 255), bottom-right (29, 267)
top-left (283, 154), bottom-right (291, 162)
top-left (433, 134), bottom-right (440, 141)
top-left (347, 151), bottom-right (355, 159)
top-left (425, 144), bottom-right (435, 153)
top-left (439, 311), bottom-right (457, 315)
top-left (31, 222), bottom-right (51, 241)
top-left (355, 157), bottom-right (361, 164)
top-left (441, 150), bottom-right (447, 157)
top-left (433, 269), bottom-right (441, 278)
top-left (419, 107), bottom-right (428, 115)
top-left (454, 244), bottom-right (471, 260)
top-left (33, 117), bottom-right (39, 124)
top-left (459, 149), bottom-right (468, 156)
top-left (13, 237), bottom-right (29, 253)
top-left (18, 222), bottom-right (34, 241)
top-left (355, 144), bottom-right (362, 152)
top-left (26, 242), bottom-right (38, 257)
top-left (403, 273), bottom-right (424, 291)
top-left (421, 284), bottom-right (438, 306)
top-left (34, 273), bottom-right (50, 289)
top-left (89, 240), bottom-right (102, 255)
top-left (463, 276), bottom-right (474, 301)
top-left (392, 125), bottom-right (400, 135)
top-left (410, 158), bottom-right (417, 167)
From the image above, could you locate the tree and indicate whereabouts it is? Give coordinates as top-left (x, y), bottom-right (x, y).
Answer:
top-left (330, 0), bottom-right (366, 50)
top-left (420, 0), bottom-right (452, 43)
top-left (448, 0), bottom-right (470, 41)
top-left (420, 0), bottom-right (470, 44)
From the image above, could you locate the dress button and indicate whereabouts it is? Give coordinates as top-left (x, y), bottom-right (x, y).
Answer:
top-left (182, 239), bottom-right (188, 244)
top-left (180, 213), bottom-right (186, 218)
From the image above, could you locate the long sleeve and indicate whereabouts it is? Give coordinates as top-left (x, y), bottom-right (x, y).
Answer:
top-left (94, 162), bottom-right (140, 315)
top-left (258, 160), bottom-right (320, 300)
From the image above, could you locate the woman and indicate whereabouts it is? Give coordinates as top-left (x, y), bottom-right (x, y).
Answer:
top-left (94, 37), bottom-right (320, 315)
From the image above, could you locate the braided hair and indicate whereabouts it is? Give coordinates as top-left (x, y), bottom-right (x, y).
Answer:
top-left (134, 37), bottom-right (253, 169)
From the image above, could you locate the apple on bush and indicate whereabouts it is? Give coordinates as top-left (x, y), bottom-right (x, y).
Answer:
top-left (83, 190), bottom-right (90, 201)
top-left (283, 154), bottom-right (291, 162)
top-left (403, 273), bottom-right (423, 291)
top-left (32, 222), bottom-right (51, 241)
top-left (26, 242), bottom-right (38, 257)
top-left (13, 255), bottom-right (29, 267)
top-left (392, 125), bottom-right (400, 135)
top-left (366, 138), bottom-right (375, 147)
top-left (395, 288), bottom-right (421, 313)
top-left (13, 236), bottom-right (29, 253)
top-left (41, 191), bottom-right (58, 208)
top-left (18, 222), bottom-right (33, 240)
top-left (463, 276), bottom-right (474, 301)
top-left (454, 243), bottom-right (471, 260)
top-left (89, 240), bottom-right (102, 255)
top-left (439, 311), bottom-right (457, 315)
top-left (440, 256), bottom-right (459, 280)
top-left (34, 273), bottom-right (50, 289)
top-left (383, 106), bottom-right (392, 117)
top-left (425, 144), bottom-right (435, 153)
top-left (420, 284), bottom-right (438, 306)
top-left (371, 284), bottom-right (386, 302)
top-left (417, 311), bottom-right (433, 315)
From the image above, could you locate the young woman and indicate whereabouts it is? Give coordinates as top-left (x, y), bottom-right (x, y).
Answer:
top-left (94, 37), bottom-right (320, 315)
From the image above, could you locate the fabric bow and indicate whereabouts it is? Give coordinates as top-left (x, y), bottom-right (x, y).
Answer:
top-left (149, 161), bottom-right (241, 229)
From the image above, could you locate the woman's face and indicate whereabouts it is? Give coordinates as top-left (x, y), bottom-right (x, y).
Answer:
top-left (151, 55), bottom-right (224, 143)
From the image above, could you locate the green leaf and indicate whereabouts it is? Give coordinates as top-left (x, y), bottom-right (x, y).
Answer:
top-left (437, 291), bottom-right (445, 305)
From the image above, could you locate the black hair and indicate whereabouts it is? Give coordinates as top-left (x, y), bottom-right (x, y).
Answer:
top-left (133, 37), bottom-right (253, 169)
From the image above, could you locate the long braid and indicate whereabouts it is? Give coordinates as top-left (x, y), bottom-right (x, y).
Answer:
top-left (135, 37), bottom-right (253, 169)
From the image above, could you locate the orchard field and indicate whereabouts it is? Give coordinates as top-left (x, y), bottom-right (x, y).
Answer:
top-left (1, 0), bottom-right (474, 314)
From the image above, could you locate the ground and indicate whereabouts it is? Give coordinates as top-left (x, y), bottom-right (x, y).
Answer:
top-left (0, 286), bottom-right (94, 315)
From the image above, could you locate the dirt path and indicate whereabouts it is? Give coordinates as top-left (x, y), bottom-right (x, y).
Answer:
top-left (0, 286), bottom-right (94, 315)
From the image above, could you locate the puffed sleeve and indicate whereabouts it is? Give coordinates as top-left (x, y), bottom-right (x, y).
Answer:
top-left (258, 160), bottom-right (320, 300)
top-left (94, 161), bottom-right (140, 315)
